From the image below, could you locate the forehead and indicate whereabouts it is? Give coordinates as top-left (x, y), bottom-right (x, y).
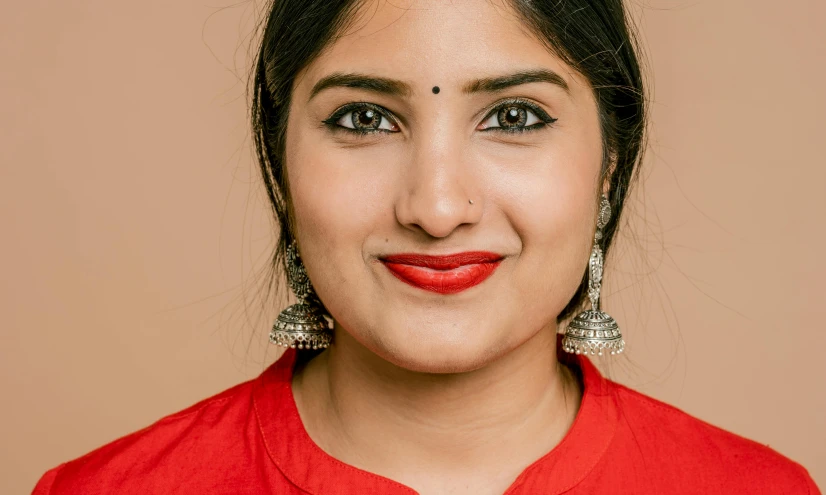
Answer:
top-left (295, 0), bottom-right (589, 98)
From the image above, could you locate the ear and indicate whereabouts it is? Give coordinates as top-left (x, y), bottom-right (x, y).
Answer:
top-left (601, 149), bottom-right (618, 197)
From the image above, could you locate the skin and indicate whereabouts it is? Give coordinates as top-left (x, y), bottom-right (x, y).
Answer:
top-left (285, 1), bottom-right (608, 493)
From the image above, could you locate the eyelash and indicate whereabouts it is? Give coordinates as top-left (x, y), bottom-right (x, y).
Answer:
top-left (321, 98), bottom-right (558, 137)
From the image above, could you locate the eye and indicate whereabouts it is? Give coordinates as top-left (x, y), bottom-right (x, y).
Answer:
top-left (477, 99), bottom-right (557, 133)
top-left (323, 103), bottom-right (400, 134)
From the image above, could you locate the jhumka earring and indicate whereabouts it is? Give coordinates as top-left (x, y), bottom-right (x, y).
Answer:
top-left (269, 241), bottom-right (332, 350)
top-left (562, 195), bottom-right (625, 356)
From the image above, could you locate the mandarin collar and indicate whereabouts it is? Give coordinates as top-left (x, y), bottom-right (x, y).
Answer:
top-left (253, 345), bottom-right (618, 494)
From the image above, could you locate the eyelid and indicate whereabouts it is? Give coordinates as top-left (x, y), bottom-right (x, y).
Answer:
top-left (322, 97), bottom-right (557, 136)
top-left (323, 102), bottom-right (401, 135)
top-left (477, 97), bottom-right (557, 129)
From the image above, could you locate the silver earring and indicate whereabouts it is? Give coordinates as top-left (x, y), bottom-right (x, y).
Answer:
top-left (562, 195), bottom-right (625, 356)
top-left (269, 242), bottom-right (332, 350)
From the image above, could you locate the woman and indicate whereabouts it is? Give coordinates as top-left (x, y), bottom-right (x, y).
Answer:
top-left (32, 0), bottom-right (820, 493)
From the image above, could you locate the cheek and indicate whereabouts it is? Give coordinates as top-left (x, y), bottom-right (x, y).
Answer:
top-left (285, 125), bottom-right (397, 288)
top-left (492, 125), bottom-right (602, 306)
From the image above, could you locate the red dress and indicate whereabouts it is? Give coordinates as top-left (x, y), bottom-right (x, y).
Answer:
top-left (33, 347), bottom-right (820, 494)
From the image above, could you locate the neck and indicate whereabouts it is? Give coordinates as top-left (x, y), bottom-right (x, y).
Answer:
top-left (291, 325), bottom-right (582, 489)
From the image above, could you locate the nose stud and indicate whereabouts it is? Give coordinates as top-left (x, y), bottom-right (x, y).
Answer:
top-left (468, 199), bottom-right (474, 205)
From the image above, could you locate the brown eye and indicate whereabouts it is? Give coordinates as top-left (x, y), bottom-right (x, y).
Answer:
top-left (498, 106), bottom-right (527, 128)
top-left (477, 99), bottom-right (556, 133)
top-left (331, 104), bottom-right (399, 133)
top-left (353, 109), bottom-right (380, 129)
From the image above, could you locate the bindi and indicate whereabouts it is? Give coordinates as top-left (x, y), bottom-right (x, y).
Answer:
top-left (431, 86), bottom-right (440, 94)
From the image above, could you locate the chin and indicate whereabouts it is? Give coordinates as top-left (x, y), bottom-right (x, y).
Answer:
top-left (368, 325), bottom-right (509, 374)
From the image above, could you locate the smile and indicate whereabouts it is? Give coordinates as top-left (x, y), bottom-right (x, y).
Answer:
top-left (379, 251), bottom-right (503, 294)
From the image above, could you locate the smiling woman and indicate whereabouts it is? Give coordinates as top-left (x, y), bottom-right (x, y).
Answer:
top-left (30, 0), bottom-right (821, 494)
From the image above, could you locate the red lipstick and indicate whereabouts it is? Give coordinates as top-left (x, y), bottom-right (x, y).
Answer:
top-left (379, 251), bottom-right (503, 294)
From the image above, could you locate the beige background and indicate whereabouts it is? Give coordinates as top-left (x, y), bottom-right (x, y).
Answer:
top-left (2, 1), bottom-right (824, 492)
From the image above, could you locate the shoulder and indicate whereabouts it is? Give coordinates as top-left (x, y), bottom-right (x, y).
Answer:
top-left (606, 380), bottom-right (820, 493)
top-left (32, 377), bottom-right (262, 495)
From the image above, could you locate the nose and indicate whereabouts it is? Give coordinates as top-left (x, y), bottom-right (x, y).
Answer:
top-left (394, 139), bottom-right (482, 239)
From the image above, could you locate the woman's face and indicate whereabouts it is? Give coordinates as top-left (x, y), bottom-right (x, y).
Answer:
top-left (285, 0), bottom-right (604, 372)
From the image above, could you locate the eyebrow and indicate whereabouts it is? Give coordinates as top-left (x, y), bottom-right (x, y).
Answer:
top-left (462, 69), bottom-right (569, 95)
top-left (307, 68), bottom-right (569, 101)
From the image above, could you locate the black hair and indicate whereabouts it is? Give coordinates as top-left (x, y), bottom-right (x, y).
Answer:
top-left (249, 0), bottom-right (647, 353)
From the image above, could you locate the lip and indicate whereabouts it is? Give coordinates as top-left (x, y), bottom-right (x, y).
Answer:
top-left (379, 251), bottom-right (504, 294)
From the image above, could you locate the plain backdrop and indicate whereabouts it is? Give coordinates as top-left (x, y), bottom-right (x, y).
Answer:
top-left (2, 1), bottom-right (824, 492)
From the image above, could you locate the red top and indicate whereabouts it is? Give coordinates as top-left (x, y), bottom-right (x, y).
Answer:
top-left (33, 348), bottom-right (820, 494)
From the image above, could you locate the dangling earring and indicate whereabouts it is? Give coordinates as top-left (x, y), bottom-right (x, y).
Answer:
top-left (562, 195), bottom-right (625, 356)
top-left (269, 241), bottom-right (332, 350)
